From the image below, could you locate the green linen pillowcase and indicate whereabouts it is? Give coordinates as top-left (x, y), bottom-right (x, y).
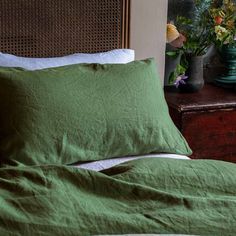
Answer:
top-left (0, 58), bottom-right (192, 165)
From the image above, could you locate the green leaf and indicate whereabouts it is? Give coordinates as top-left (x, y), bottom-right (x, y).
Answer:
top-left (166, 51), bottom-right (178, 58)
top-left (176, 64), bottom-right (186, 75)
top-left (168, 62), bottom-right (188, 85)
top-left (168, 71), bottom-right (176, 85)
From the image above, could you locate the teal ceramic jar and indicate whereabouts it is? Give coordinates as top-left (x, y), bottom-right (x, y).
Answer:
top-left (217, 44), bottom-right (236, 82)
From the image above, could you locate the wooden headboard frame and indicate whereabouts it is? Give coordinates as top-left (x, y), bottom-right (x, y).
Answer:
top-left (0, 0), bottom-right (130, 57)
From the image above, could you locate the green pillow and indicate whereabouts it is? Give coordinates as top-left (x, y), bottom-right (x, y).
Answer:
top-left (0, 58), bottom-right (192, 165)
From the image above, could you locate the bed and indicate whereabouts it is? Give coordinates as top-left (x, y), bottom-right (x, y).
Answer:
top-left (0, 1), bottom-right (236, 235)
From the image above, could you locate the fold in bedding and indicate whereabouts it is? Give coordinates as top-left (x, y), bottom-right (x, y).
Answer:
top-left (0, 157), bottom-right (235, 236)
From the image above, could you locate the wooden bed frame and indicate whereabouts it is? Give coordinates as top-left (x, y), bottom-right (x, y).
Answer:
top-left (0, 0), bottom-right (130, 57)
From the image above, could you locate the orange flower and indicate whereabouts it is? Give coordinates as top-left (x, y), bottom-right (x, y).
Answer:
top-left (214, 16), bottom-right (223, 25)
top-left (166, 24), bottom-right (180, 43)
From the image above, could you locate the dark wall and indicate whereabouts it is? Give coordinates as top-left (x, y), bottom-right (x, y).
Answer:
top-left (168, 0), bottom-right (194, 22)
top-left (168, 0), bottom-right (235, 22)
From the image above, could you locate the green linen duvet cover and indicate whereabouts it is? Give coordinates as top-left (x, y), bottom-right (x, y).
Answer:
top-left (0, 158), bottom-right (236, 236)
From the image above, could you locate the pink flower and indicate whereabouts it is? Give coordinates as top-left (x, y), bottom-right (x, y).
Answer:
top-left (170, 34), bottom-right (187, 48)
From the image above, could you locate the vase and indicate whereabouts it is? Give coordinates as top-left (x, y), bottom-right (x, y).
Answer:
top-left (164, 44), bottom-right (181, 86)
top-left (215, 45), bottom-right (236, 84)
top-left (178, 55), bottom-right (204, 93)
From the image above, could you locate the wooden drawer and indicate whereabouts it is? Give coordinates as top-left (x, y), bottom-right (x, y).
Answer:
top-left (165, 84), bottom-right (236, 163)
top-left (182, 109), bottom-right (236, 162)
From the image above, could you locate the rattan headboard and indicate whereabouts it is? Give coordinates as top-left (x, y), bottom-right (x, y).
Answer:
top-left (0, 0), bottom-right (130, 57)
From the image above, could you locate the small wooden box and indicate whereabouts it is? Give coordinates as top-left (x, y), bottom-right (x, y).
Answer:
top-left (165, 84), bottom-right (236, 163)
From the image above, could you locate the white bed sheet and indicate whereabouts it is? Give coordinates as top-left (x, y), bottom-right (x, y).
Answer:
top-left (75, 154), bottom-right (190, 172)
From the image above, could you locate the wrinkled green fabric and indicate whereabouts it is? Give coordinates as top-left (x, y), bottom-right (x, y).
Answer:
top-left (0, 158), bottom-right (235, 235)
top-left (0, 59), bottom-right (191, 165)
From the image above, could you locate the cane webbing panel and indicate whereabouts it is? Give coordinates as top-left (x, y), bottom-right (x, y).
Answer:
top-left (0, 0), bottom-right (130, 57)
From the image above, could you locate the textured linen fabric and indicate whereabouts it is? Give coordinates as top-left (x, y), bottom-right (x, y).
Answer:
top-left (0, 158), bottom-right (235, 235)
top-left (0, 59), bottom-right (191, 165)
top-left (0, 49), bottom-right (135, 70)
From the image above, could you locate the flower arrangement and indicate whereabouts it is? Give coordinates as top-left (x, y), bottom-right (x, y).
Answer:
top-left (210, 1), bottom-right (236, 84)
top-left (166, 0), bottom-right (213, 86)
top-left (210, 0), bottom-right (236, 47)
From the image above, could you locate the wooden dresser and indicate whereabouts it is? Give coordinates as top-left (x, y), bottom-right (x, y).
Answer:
top-left (165, 84), bottom-right (236, 163)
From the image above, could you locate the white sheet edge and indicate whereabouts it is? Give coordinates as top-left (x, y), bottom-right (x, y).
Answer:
top-left (74, 154), bottom-right (190, 172)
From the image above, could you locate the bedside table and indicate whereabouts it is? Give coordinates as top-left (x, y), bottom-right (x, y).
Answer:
top-left (165, 84), bottom-right (236, 163)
